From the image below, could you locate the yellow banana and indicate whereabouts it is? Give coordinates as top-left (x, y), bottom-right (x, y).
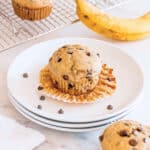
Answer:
top-left (76, 0), bottom-right (150, 41)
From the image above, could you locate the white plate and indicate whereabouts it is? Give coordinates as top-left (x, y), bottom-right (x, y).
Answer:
top-left (9, 92), bottom-right (132, 128)
top-left (7, 37), bottom-right (144, 123)
top-left (9, 94), bottom-right (128, 132)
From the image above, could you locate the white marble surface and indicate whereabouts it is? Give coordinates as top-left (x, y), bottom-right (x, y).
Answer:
top-left (0, 21), bottom-right (150, 150)
top-left (1, 1), bottom-right (150, 148)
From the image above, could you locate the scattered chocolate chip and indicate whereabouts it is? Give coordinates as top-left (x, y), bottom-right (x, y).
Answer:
top-left (67, 51), bottom-right (73, 54)
top-left (136, 127), bottom-right (143, 132)
top-left (107, 105), bottom-right (113, 110)
top-left (84, 15), bottom-right (89, 19)
top-left (22, 73), bottom-right (28, 78)
top-left (57, 58), bottom-right (62, 62)
top-left (40, 95), bottom-right (45, 101)
top-left (119, 130), bottom-right (130, 137)
top-left (99, 135), bottom-right (104, 142)
top-left (129, 139), bottom-right (138, 146)
top-left (68, 83), bottom-right (74, 89)
top-left (58, 109), bottom-right (64, 114)
top-left (97, 53), bottom-right (100, 57)
top-left (38, 86), bottom-right (44, 91)
top-left (37, 105), bottom-right (42, 110)
top-left (86, 52), bottom-right (91, 56)
top-left (63, 75), bottom-right (69, 80)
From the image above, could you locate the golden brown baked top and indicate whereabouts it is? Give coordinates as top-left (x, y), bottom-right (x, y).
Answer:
top-left (12, 0), bottom-right (52, 8)
top-left (100, 120), bottom-right (150, 150)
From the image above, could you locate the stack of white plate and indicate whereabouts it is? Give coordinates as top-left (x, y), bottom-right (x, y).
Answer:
top-left (7, 38), bottom-right (144, 132)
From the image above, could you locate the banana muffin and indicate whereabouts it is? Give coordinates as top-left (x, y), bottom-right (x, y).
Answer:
top-left (100, 120), bottom-right (150, 150)
top-left (48, 44), bottom-right (102, 95)
top-left (12, 0), bottom-right (52, 20)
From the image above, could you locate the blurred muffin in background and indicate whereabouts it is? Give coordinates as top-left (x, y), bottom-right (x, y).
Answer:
top-left (12, 0), bottom-right (52, 21)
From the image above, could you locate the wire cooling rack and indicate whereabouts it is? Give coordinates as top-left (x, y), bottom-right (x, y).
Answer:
top-left (0, 0), bottom-right (130, 52)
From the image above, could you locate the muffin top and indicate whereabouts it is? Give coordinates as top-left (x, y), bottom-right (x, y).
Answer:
top-left (13, 0), bottom-right (52, 8)
top-left (48, 44), bottom-right (102, 92)
top-left (100, 120), bottom-right (150, 150)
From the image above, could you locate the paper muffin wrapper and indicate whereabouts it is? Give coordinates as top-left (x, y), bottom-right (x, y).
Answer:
top-left (12, 1), bottom-right (52, 21)
top-left (39, 64), bottom-right (117, 104)
top-left (49, 68), bottom-right (99, 96)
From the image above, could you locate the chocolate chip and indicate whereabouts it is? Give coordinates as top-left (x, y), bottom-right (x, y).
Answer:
top-left (86, 52), bottom-right (91, 56)
top-left (62, 46), bottom-right (67, 48)
top-left (67, 51), bottom-right (73, 54)
top-left (143, 138), bottom-right (146, 143)
top-left (129, 139), bottom-right (138, 146)
top-left (58, 109), bottom-right (64, 114)
top-left (119, 130), bottom-right (130, 137)
top-left (54, 81), bottom-right (58, 89)
top-left (63, 75), bottom-right (69, 80)
top-left (57, 58), bottom-right (62, 62)
top-left (40, 95), bottom-right (45, 101)
top-left (97, 53), bottom-right (100, 57)
top-left (49, 57), bottom-right (52, 62)
top-left (37, 105), bottom-right (42, 110)
top-left (87, 69), bottom-right (92, 75)
top-left (86, 77), bottom-right (93, 84)
top-left (99, 135), bottom-right (104, 142)
top-left (38, 86), bottom-right (44, 91)
top-left (68, 83), bottom-right (74, 89)
top-left (87, 89), bottom-right (92, 93)
top-left (106, 78), bottom-right (111, 82)
top-left (136, 127), bottom-right (143, 132)
top-left (22, 73), bottom-right (28, 78)
top-left (84, 15), bottom-right (89, 19)
top-left (107, 105), bottom-right (113, 110)
top-left (132, 130), bottom-right (136, 135)
top-left (86, 70), bottom-right (92, 80)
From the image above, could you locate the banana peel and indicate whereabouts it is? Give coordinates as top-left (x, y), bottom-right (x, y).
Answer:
top-left (76, 0), bottom-right (150, 41)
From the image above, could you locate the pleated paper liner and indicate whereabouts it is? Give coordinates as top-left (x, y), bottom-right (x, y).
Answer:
top-left (39, 64), bottom-right (117, 103)
top-left (12, 1), bottom-right (52, 21)
top-left (49, 68), bottom-right (99, 96)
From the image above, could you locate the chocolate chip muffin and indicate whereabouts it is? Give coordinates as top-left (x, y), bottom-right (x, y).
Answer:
top-left (12, 0), bottom-right (52, 20)
top-left (48, 44), bottom-right (102, 95)
top-left (100, 120), bottom-right (150, 150)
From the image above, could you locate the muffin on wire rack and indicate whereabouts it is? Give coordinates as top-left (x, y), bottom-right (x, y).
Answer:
top-left (12, 0), bottom-right (52, 21)
top-left (40, 44), bottom-right (117, 103)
